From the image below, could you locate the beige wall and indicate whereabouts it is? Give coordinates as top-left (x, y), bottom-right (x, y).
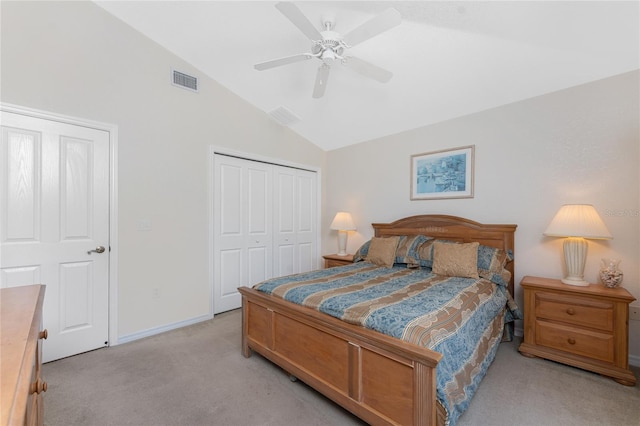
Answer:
top-left (324, 70), bottom-right (640, 361)
top-left (1, 1), bottom-right (326, 337)
top-left (3, 1), bottom-right (639, 363)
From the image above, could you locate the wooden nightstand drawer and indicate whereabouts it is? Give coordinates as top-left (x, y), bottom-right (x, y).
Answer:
top-left (536, 320), bottom-right (614, 363)
top-left (322, 254), bottom-right (354, 268)
top-left (326, 259), bottom-right (349, 268)
top-left (535, 292), bottom-right (614, 332)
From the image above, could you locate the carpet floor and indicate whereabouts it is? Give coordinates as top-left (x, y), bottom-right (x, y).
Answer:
top-left (43, 309), bottom-right (640, 425)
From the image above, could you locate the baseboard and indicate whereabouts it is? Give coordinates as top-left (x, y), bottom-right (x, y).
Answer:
top-left (116, 313), bottom-right (213, 345)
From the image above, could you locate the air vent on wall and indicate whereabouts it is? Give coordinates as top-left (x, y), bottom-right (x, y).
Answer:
top-left (172, 69), bottom-right (198, 92)
top-left (268, 106), bottom-right (301, 126)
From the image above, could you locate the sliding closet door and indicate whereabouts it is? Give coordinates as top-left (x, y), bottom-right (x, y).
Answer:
top-left (273, 166), bottom-right (317, 277)
top-left (213, 155), bottom-right (272, 314)
top-left (213, 154), bottom-right (318, 314)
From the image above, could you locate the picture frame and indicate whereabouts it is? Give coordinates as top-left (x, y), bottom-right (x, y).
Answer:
top-left (410, 145), bottom-right (475, 200)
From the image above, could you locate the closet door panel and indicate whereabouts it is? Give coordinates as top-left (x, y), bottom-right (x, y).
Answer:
top-left (296, 170), bottom-right (316, 273)
top-left (246, 164), bottom-right (272, 284)
top-left (247, 246), bottom-right (269, 287)
top-left (214, 156), bottom-right (272, 313)
top-left (219, 164), bottom-right (242, 237)
top-left (274, 169), bottom-right (295, 235)
top-left (219, 249), bottom-right (242, 302)
top-left (276, 244), bottom-right (295, 277)
top-left (214, 158), bottom-right (244, 313)
top-left (297, 242), bottom-right (314, 274)
top-left (274, 167), bottom-right (296, 277)
top-left (214, 156), bottom-right (317, 313)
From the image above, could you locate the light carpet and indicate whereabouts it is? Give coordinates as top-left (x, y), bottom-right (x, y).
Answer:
top-left (43, 309), bottom-right (640, 425)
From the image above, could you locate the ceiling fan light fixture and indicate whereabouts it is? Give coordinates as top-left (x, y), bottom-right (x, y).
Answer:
top-left (255, 2), bottom-right (401, 98)
top-left (321, 49), bottom-right (338, 64)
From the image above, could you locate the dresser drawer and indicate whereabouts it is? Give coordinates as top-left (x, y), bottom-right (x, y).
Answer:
top-left (535, 292), bottom-right (613, 332)
top-left (535, 320), bottom-right (614, 363)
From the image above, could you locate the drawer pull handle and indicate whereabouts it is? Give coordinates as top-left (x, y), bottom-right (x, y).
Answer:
top-left (30, 379), bottom-right (47, 394)
top-left (567, 338), bottom-right (576, 345)
top-left (566, 308), bottom-right (576, 315)
top-left (39, 329), bottom-right (48, 340)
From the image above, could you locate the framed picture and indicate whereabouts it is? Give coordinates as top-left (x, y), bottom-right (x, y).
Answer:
top-left (410, 145), bottom-right (475, 200)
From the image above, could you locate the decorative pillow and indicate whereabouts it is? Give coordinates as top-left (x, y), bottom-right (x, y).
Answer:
top-left (416, 239), bottom-right (436, 268)
top-left (477, 245), bottom-right (512, 270)
top-left (394, 235), bottom-right (432, 267)
top-left (477, 245), bottom-right (513, 287)
top-left (432, 241), bottom-right (480, 279)
top-left (365, 236), bottom-right (401, 268)
top-left (353, 239), bottom-right (371, 262)
top-left (354, 235), bottom-right (432, 267)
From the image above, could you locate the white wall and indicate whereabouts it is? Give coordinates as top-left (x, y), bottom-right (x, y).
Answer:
top-left (324, 71), bottom-right (640, 360)
top-left (1, 1), bottom-right (326, 337)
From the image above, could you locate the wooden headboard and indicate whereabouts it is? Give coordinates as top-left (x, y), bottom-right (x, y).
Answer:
top-left (372, 215), bottom-right (517, 296)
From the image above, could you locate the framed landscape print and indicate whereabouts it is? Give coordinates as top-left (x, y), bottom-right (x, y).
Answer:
top-left (410, 145), bottom-right (475, 200)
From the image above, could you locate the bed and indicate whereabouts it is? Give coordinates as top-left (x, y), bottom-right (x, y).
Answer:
top-left (239, 215), bottom-right (518, 426)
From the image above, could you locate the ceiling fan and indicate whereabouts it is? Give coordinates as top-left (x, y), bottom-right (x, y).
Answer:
top-left (254, 2), bottom-right (402, 98)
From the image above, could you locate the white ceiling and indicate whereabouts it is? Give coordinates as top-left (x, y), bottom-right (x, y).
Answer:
top-left (95, 1), bottom-right (639, 151)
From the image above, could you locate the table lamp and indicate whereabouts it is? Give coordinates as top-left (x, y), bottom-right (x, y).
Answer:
top-left (330, 212), bottom-right (356, 256)
top-left (543, 204), bottom-right (612, 286)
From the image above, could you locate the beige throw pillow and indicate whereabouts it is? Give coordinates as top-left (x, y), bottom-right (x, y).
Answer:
top-left (366, 236), bottom-right (401, 268)
top-left (432, 241), bottom-right (480, 279)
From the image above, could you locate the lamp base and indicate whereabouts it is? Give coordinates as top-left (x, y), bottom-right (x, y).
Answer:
top-left (561, 277), bottom-right (590, 286)
top-left (561, 237), bottom-right (589, 287)
top-left (336, 230), bottom-right (348, 256)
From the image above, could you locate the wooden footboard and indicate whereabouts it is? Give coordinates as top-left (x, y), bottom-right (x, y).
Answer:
top-left (239, 286), bottom-right (443, 426)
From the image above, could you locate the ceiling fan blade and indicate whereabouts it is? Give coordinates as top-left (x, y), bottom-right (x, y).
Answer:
top-left (342, 8), bottom-right (401, 47)
top-left (275, 2), bottom-right (322, 41)
top-left (344, 56), bottom-right (393, 83)
top-left (254, 53), bottom-right (313, 71)
top-left (312, 64), bottom-right (330, 98)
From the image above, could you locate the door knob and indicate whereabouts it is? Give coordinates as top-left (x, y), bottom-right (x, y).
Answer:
top-left (87, 246), bottom-right (106, 255)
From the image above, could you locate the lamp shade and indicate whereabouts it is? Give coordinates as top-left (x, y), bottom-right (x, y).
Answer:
top-left (330, 212), bottom-right (356, 231)
top-left (543, 204), bottom-right (612, 239)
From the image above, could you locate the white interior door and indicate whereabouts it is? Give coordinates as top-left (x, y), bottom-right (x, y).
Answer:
top-left (213, 155), bottom-right (272, 313)
top-left (273, 166), bottom-right (317, 277)
top-left (0, 111), bottom-right (110, 362)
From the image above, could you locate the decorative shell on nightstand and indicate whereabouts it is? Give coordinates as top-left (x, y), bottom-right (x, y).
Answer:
top-left (599, 258), bottom-right (623, 288)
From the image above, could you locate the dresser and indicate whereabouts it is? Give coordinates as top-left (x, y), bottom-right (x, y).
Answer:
top-left (1, 285), bottom-right (47, 426)
top-left (518, 276), bottom-right (636, 386)
top-left (322, 253), bottom-right (354, 268)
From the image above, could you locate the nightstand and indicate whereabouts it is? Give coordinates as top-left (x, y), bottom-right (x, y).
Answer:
top-left (518, 275), bottom-right (636, 386)
top-left (322, 254), bottom-right (354, 268)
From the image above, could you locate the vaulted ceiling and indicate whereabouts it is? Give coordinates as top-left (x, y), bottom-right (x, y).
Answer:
top-left (95, 1), bottom-right (639, 151)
